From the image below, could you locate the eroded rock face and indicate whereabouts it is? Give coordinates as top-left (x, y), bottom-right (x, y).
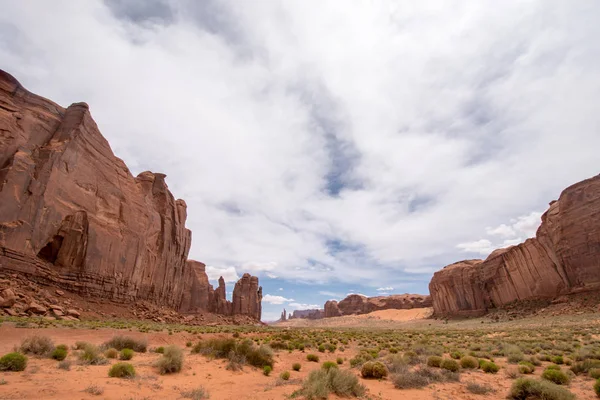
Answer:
top-left (324, 300), bottom-right (342, 318)
top-left (232, 273), bottom-right (262, 320)
top-left (327, 294), bottom-right (432, 317)
top-left (291, 309), bottom-right (324, 319)
top-left (430, 174), bottom-right (600, 317)
top-left (0, 69), bottom-right (262, 320)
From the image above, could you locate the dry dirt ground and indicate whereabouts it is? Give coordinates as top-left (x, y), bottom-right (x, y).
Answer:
top-left (1, 310), bottom-right (600, 400)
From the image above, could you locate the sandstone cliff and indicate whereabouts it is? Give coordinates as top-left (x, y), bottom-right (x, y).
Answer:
top-left (0, 69), bottom-right (262, 320)
top-left (290, 309), bottom-right (324, 319)
top-left (429, 174), bottom-right (600, 317)
top-left (324, 294), bottom-right (431, 318)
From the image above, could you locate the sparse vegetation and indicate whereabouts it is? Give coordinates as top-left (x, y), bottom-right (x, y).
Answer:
top-left (307, 354), bottom-right (319, 362)
top-left (105, 348), bottom-right (118, 359)
top-left (84, 384), bottom-right (104, 396)
top-left (466, 382), bottom-right (495, 394)
top-left (103, 336), bottom-right (147, 353)
top-left (108, 362), bottom-right (136, 378)
top-left (78, 343), bottom-right (107, 365)
top-left (0, 352), bottom-right (27, 371)
top-left (263, 365), bottom-right (272, 376)
top-left (181, 386), bottom-right (210, 399)
top-left (292, 368), bottom-right (365, 399)
top-left (281, 370), bottom-right (291, 380)
top-left (542, 368), bottom-right (570, 385)
top-left (293, 363), bottom-right (301, 371)
top-left (156, 345), bottom-right (184, 374)
top-left (508, 378), bottom-right (575, 400)
top-left (192, 338), bottom-right (273, 368)
top-left (119, 348), bottom-right (134, 360)
top-left (20, 335), bottom-right (54, 356)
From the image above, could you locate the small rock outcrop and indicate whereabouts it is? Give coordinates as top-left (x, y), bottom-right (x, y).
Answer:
top-left (0, 69), bottom-right (262, 320)
top-left (280, 308), bottom-right (287, 321)
top-left (429, 173), bottom-right (600, 317)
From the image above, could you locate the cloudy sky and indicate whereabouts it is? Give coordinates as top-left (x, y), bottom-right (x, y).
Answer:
top-left (1, 1), bottom-right (599, 321)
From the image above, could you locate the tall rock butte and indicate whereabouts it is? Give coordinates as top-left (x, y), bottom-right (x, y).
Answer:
top-left (429, 173), bottom-right (600, 317)
top-left (324, 294), bottom-right (432, 318)
top-left (0, 69), bottom-right (262, 320)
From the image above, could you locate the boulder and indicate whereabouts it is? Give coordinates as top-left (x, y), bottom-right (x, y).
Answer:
top-left (429, 173), bottom-right (600, 317)
top-left (0, 288), bottom-right (17, 308)
top-left (26, 302), bottom-right (46, 314)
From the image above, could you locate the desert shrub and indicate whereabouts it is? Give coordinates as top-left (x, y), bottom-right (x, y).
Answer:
top-left (78, 344), bottom-right (107, 365)
top-left (518, 361), bottom-right (535, 374)
top-left (156, 345), bottom-right (183, 374)
top-left (427, 356), bottom-right (442, 367)
top-left (542, 368), bottom-right (570, 385)
top-left (336, 357), bottom-right (343, 365)
top-left (482, 361), bottom-right (499, 374)
top-left (553, 356), bottom-right (564, 365)
top-left (74, 341), bottom-right (88, 350)
top-left (293, 363), bottom-right (301, 371)
top-left (119, 348), bottom-right (134, 361)
top-left (594, 379), bottom-right (600, 398)
top-left (440, 359), bottom-right (459, 372)
top-left (505, 366), bottom-right (521, 379)
top-left (528, 356), bottom-right (542, 366)
top-left (193, 338), bottom-right (273, 368)
top-left (322, 361), bottom-right (338, 371)
top-left (590, 368), bottom-right (600, 379)
top-left (403, 350), bottom-right (422, 365)
top-left (392, 370), bottom-right (429, 389)
top-left (466, 382), bottom-right (495, 394)
top-left (450, 351), bottom-right (464, 359)
top-left (281, 371), bottom-right (290, 381)
top-left (58, 359), bottom-right (71, 370)
top-left (155, 346), bottom-right (165, 354)
top-left (294, 368), bottom-right (365, 399)
top-left (460, 356), bottom-right (478, 369)
top-left (51, 347), bottom-right (68, 361)
top-left (0, 352), bottom-right (27, 371)
top-left (307, 354), bottom-right (319, 362)
top-left (104, 348), bottom-right (118, 359)
top-left (547, 364), bottom-right (561, 371)
top-left (20, 335), bottom-right (54, 356)
top-left (571, 359), bottom-right (600, 375)
top-left (263, 365), bottom-right (272, 376)
top-left (108, 362), bottom-right (136, 378)
top-left (508, 378), bottom-right (575, 400)
top-left (84, 384), bottom-right (104, 396)
top-left (186, 341), bottom-right (192, 348)
top-left (181, 386), bottom-right (210, 399)
top-left (361, 361), bottom-right (387, 379)
top-left (103, 336), bottom-right (147, 353)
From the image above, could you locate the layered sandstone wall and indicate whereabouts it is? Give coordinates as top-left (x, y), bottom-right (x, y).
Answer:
top-left (0, 69), bottom-right (261, 320)
top-left (429, 174), bottom-right (600, 317)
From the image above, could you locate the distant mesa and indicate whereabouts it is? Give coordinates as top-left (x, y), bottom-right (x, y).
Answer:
top-left (429, 173), bottom-right (600, 317)
top-left (324, 293), bottom-right (432, 318)
top-left (0, 69), bottom-right (261, 321)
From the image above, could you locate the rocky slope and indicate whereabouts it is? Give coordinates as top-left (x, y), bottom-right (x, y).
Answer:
top-left (324, 294), bottom-right (432, 318)
top-left (0, 69), bottom-right (261, 320)
top-left (430, 173), bottom-right (600, 317)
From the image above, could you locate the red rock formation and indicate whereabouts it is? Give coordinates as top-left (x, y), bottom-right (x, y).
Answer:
top-left (232, 273), bottom-right (262, 320)
top-left (0, 69), bottom-right (262, 320)
top-left (291, 309), bottom-right (324, 319)
top-left (324, 300), bottom-right (342, 317)
top-left (430, 174), bottom-right (600, 317)
top-left (326, 294), bottom-right (432, 317)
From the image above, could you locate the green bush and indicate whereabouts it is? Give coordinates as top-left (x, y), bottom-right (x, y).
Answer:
top-left (518, 361), bottom-right (535, 374)
top-left (361, 361), bottom-right (387, 379)
top-left (280, 370), bottom-right (290, 381)
top-left (20, 335), bottom-right (54, 356)
top-left (155, 346), bottom-right (165, 354)
top-left (78, 344), bottom-right (107, 365)
top-left (450, 351), bottom-right (463, 359)
top-left (103, 336), bottom-right (147, 353)
top-left (51, 347), bottom-right (68, 361)
top-left (542, 368), bottom-right (569, 385)
top-left (104, 348), bottom-right (118, 359)
top-left (571, 359), bottom-right (600, 375)
top-left (440, 359), bottom-right (459, 372)
top-left (263, 365), bottom-right (272, 376)
top-left (294, 368), bottom-right (365, 399)
top-left (460, 356), bottom-right (478, 369)
top-left (594, 378), bottom-right (600, 398)
top-left (0, 352), bottom-right (27, 371)
top-left (322, 361), bottom-right (338, 371)
top-left (108, 362), bottom-right (136, 378)
top-left (119, 349), bottom-right (134, 361)
top-left (482, 361), bottom-right (499, 374)
top-left (293, 363), bottom-right (301, 371)
top-left (589, 368), bottom-right (600, 379)
top-left (552, 356), bottom-right (564, 365)
top-left (336, 357), bottom-right (343, 365)
top-left (427, 356), bottom-right (442, 367)
top-left (508, 378), bottom-right (574, 400)
top-left (307, 354), bottom-right (319, 362)
top-left (156, 345), bottom-right (183, 374)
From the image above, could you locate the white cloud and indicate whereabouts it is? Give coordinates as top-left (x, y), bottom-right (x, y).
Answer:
top-left (376, 287), bottom-right (394, 292)
top-left (2, 2), bottom-right (599, 291)
top-left (262, 295), bottom-right (294, 305)
top-left (456, 239), bottom-right (494, 255)
top-left (205, 266), bottom-right (239, 283)
top-left (288, 302), bottom-right (321, 310)
top-left (318, 291), bottom-right (343, 298)
top-left (485, 224), bottom-right (516, 238)
top-left (278, 288), bottom-right (284, 291)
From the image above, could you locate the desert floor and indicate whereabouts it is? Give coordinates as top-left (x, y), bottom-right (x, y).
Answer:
top-left (1, 311), bottom-right (600, 399)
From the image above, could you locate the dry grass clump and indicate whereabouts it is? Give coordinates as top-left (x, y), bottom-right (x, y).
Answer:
top-left (20, 335), bottom-right (54, 356)
top-left (360, 361), bottom-right (388, 379)
top-left (192, 338), bottom-right (273, 368)
top-left (508, 378), bottom-right (575, 400)
top-left (108, 362), bottom-right (136, 378)
top-left (78, 343), bottom-right (108, 365)
top-left (156, 345), bottom-right (184, 374)
top-left (103, 336), bottom-right (147, 353)
top-left (292, 368), bottom-right (365, 399)
top-left (466, 382), bottom-right (495, 394)
top-left (84, 384), bottom-right (104, 395)
top-left (181, 386), bottom-right (210, 399)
